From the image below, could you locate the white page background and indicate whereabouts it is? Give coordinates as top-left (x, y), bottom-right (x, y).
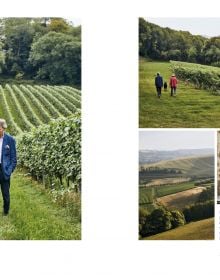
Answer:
top-left (0, 0), bottom-right (220, 279)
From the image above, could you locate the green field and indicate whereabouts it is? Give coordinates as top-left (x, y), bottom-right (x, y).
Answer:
top-left (0, 171), bottom-right (80, 240)
top-left (139, 181), bottom-right (195, 202)
top-left (139, 58), bottom-right (220, 127)
top-left (142, 218), bottom-right (214, 240)
top-left (139, 181), bottom-right (195, 207)
top-left (139, 187), bottom-right (154, 204)
top-left (156, 181), bottom-right (196, 197)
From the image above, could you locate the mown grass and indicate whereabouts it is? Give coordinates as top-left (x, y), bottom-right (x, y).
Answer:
top-left (142, 217), bottom-right (214, 240)
top-left (139, 58), bottom-right (220, 127)
top-left (0, 171), bottom-right (81, 240)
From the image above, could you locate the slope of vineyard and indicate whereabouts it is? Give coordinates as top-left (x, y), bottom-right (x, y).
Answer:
top-left (139, 58), bottom-right (220, 127)
top-left (0, 84), bottom-right (81, 135)
top-left (171, 61), bottom-right (220, 91)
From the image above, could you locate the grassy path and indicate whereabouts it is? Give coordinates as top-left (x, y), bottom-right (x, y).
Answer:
top-left (0, 171), bottom-right (81, 240)
top-left (139, 58), bottom-right (220, 127)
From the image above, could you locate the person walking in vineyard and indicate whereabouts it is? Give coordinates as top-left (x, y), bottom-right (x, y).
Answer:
top-left (169, 73), bottom-right (178, 96)
top-left (155, 72), bottom-right (163, 98)
top-left (0, 119), bottom-right (17, 216)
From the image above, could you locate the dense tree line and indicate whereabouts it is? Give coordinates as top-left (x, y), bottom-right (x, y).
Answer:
top-left (140, 166), bottom-right (182, 174)
top-left (194, 178), bottom-right (214, 186)
top-left (139, 18), bottom-right (220, 66)
top-left (0, 18), bottom-right (81, 86)
top-left (183, 200), bottom-right (214, 222)
top-left (197, 185), bottom-right (214, 202)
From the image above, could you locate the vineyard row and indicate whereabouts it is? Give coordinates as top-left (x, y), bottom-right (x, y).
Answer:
top-left (0, 84), bottom-right (81, 135)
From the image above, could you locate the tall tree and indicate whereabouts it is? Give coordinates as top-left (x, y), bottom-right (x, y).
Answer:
top-left (49, 18), bottom-right (69, 33)
top-left (29, 31), bottom-right (81, 85)
top-left (1, 18), bottom-right (36, 75)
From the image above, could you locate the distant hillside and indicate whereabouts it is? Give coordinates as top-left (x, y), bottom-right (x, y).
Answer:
top-left (140, 155), bottom-right (214, 178)
top-left (139, 149), bottom-right (214, 165)
top-left (142, 218), bottom-right (214, 240)
top-left (139, 17), bottom-right (220, 67)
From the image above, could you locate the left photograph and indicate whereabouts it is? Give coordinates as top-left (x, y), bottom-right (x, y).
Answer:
top-left (0, 18), bottom-right (81, 240)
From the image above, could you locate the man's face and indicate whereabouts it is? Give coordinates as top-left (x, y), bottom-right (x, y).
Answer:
top-left (0, 126), bottom-right (4, 138)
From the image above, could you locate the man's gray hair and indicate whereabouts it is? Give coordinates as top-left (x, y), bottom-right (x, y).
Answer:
top-left (0, 119), bottom-right (7, 129)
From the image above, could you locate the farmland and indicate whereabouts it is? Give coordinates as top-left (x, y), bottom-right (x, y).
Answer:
top-left (0, 84), bottom-right (81, 240)
top-left (139, 181), bottom-right (196, 206)
top-left (139, 155), bottom-right (214, 211)
top-left (156, 187), bottom-right (205, 210)
top-left (139, 58), bottom-right (220, 128)
top-left (0, 84), bottom-right (80, 136)
top-left (0, 18), bottom-right (82, 240)
top-left (139, 154), bottom-right (214, 239)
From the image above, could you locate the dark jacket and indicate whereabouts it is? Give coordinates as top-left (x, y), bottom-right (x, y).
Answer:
top-left (1, 133), bottom-right (17, 180)
top-left (155, 75), bottom-right (163, 87)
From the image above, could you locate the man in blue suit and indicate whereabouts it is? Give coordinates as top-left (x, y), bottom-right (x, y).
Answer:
top-left (0, 119), bottom-right (17, 216)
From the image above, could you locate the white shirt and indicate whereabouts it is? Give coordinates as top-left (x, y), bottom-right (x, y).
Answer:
top-left (0, 133), bottom-right (4, 164)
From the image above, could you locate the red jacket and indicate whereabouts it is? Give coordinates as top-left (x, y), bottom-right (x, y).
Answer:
top-left (169, 76), bottom-right (178, 87)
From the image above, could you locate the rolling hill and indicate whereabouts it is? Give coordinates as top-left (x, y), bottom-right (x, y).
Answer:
top-left (140, 155), bottom-right (214, 178)
top-left (142, 217), bottom-right (214, 240)
top-left (139, 149), bottom-right (214, 164)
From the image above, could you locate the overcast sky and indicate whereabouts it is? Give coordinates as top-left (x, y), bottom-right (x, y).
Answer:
top-left (139, 130), bottom-right (214, 150)
top-left (65, 17), bottom-right (81, 26)
top-left (146, 18), bottom-right (220, 37)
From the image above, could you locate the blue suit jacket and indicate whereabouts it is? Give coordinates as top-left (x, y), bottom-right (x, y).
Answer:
top-left (1, 133), bottom-right (17, 180)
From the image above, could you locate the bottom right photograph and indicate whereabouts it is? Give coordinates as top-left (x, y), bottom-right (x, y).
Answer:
top-left (139, 130), bottom-right (215, 240)
top-left (218, 131), bottom-right (220, 204)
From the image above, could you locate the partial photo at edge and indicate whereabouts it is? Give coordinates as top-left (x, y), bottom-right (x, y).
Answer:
top-left (0, 17), bottom-right (81, 240)
top-left (138, 17), bottom-right (220, 240)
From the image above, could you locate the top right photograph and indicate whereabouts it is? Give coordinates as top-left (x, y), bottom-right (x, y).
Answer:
top-left (139, 18), bottom-right (220, 128)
